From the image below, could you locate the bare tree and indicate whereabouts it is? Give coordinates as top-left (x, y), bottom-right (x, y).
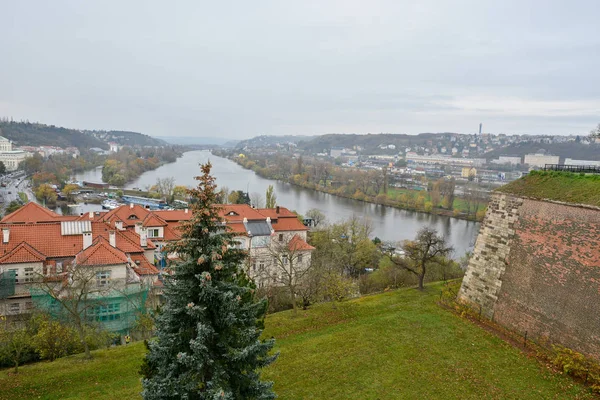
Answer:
top-left (305, 208), bottom-right (326, 228)
top-left (265, 237), bottom-right (313, 316)
top-left (33, 263), bottom-right (121, 359)
top-left (0, 315), bottom-right (32, 373)
top-left (217, 186), bottom-right (230, 204)
top-left (388, 227), bottom-right (453, 290)
top-left (250, 192), bottom-right (264, 208)
top-left (155, 177), bottom-right (176, 200)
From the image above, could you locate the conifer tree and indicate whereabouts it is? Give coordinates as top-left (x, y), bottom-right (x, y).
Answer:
top-left (141, 163), bottom-right (277, 399)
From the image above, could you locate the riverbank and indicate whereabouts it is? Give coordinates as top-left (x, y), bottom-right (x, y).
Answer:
top-left (227, 154), bottom-right (486, 222)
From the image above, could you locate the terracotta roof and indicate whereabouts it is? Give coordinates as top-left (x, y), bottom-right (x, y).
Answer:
top-left (256, 207), bottom-right (298, 219)
top-left (153, 209), bottom-right (192, 221)
top-left (1, 202), bottom-right (77, 223)
top-left (162, 223), bottom-right (182, 241)
top-left (270, 216), bottom-right (309, 232)
top-left (288, 234), bottom-right (315, 251)
top-left (0, 223), bottom-right (83, 258)
top-left (0, 242), bottom-right (46, 264)
top-left (143, 213), bottom-right (167, 227)
top-left (91, 223), bottom-right (147, 253)
top-left (75, 211), bottom-right (107, 222)
top-left (76, 236), bottom-right (128, 266)
top-left (130, 254), bottom-right (159, 275)
top-left (218, 204), bottom-right (266, 222)
top-left (103, 204), bottom-right (151, 227)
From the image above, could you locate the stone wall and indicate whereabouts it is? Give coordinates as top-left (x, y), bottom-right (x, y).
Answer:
top-left (459, 193), bottom-right (600, 360)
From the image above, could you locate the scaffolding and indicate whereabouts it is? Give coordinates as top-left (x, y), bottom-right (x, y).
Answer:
top-left (30, 284), bottom-right (149, 334)
top-left (0, 270), bottom-right (16, 300)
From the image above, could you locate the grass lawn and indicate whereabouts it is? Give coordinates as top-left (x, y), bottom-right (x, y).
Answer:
top-left (497, 171), bottom-right (600, 207)
top-left (18, 192), bottom-right (28, 203)
top-left (1, 282), bottom-right (595, 399)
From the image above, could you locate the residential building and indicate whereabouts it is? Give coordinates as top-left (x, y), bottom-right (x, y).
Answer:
top-left (0, 202), bottom-right (314, 326)
top-left (491, 156), bottom-right (522, 165)
top-left (524, 153), bottom-right (560, 168)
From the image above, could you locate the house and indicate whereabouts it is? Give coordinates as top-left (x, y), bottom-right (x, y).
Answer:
top-left (0, 202), bottom-right (314, 325)
top-left (0, 203), bottom-right (159, 332)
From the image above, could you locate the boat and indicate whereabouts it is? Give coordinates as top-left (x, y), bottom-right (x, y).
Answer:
top-left (101, 199), bottom-right (120, 210)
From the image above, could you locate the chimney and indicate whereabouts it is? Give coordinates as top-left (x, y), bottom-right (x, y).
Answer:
top-left (130, 203), bottom-right (134, 209)
top-left (266, 217), bottom-right (271, 223)
top-left (140, 227), bottom-right (147, 247)
top-left (83, 231), bottom-right (93, 249)
top-left (184, 208), bottom-right (188, 214)
top-left (134, 222), bottom-right (142, 235)
top-left (89, 211), bottom-right (94, 219)
top-left (109, 231), bottom-right (116, 247)
top-left (276, 206), bottom-right (280, 214)
top-left (115, 221), bottom-right (123, 231)
top-left (2, 228), bottom-right (9, 244)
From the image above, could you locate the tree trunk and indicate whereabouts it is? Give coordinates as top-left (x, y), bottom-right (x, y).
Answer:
top-left (290, 285), bottom-right (297, 316)
top-left (76, 324), bottom-right (92, 359)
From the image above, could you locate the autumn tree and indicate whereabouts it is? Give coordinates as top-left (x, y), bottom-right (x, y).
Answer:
top-left (62, 184), bottom-right (80, 202)
top-left (265, 185), bottom-right (277, 208)
top-left (155, 176), bottom-right (176, 200)
top-left (35, 184), bottom-right (58, 205)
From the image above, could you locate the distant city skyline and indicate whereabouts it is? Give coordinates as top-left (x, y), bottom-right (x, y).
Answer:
top-left (1, 1), bottom-right (598, 139)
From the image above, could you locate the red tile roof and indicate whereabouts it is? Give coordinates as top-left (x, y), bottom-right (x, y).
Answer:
top-left (153, 210), bottom-right (192, 221)
top-left (130, 254), bottom-right (159, 275)
top-left (0, 223), bottom-right (83, 258)
top-left (103, 204), bottom-right (151, 227)
top-left (142, 213), bottom-right (167, 227)
top-left (218, 204), bottom-right (266, 222)
top-left (270, 216), bottom-right (308, 232)
top-left (1, 202), bottom-right (77, 224)
top-left (256, 207), bottom-right (298, 219)
top-left (75, 236), bottom-right (128, 266)
top-left (288, 234), bottom-right (315, 251)
top-left (0, 242), bottom-right (46, 264)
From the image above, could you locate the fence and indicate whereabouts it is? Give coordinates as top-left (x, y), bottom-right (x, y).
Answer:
top-left (544, 164), bottom-right (600, 174)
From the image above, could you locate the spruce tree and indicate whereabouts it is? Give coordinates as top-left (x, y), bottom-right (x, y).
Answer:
top-left (141, 163), bottom-right (277, 399)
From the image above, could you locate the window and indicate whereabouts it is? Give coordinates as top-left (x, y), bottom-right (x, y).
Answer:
top-left (9, 303), bottom-right (20, 314)
top-left (252, 262), bottom-right (256, 272)
top-left (282, 255), bottom-right (288, 265)
top-left (251, 236), bottom-right (269, 248)
top-left (278, 233), bottom-right (284, 242)
top-left (298, 254), bottom-right (303, 263)
top-left (23, 267), bottom-right (34, 283)
top-left (8, 268), bottom-right (18, 283)
top-left (148, 228), bottom-right (160, 238)
top-left (259, 261), bottom-right (265, 271)
top-left (91, 303), bottom-right (121, 322)
top-left (56, 262), bottom-right (63, 274)
top-left (96, 271), bottom-right (111, 288)
top-left (25, 301), bottom-right (34, 310)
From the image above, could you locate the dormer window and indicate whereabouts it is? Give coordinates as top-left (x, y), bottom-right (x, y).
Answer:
top-left (128, 215), bottom-right (138, 220)
top-left (227, 211), bottom-right (239, 216)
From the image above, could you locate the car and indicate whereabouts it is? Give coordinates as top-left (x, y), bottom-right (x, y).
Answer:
top-left (8, 191), bottom-right (11, 194)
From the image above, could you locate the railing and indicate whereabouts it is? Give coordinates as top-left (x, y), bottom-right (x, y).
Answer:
top-left (544, 164), bottom-right (600, 174)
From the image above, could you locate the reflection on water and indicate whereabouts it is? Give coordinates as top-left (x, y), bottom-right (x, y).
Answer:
top-left (76, 150), bottom-right (480, 256)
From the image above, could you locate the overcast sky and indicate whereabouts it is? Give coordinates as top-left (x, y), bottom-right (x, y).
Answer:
top-left (1, 1), bottom-right (599, 138)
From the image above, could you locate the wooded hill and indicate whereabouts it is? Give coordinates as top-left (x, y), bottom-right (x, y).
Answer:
top-left (483, 142), bottom-right (600, 162)
top-left (0, 120), bottom-right (167, 149)
top-left (0, 121), bottom-right (108, 149)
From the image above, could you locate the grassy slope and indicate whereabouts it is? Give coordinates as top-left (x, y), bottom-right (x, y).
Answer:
top-left (1, 283), bottom-right (595, 400)
top-left (497, 171), bottom-right (600, 207)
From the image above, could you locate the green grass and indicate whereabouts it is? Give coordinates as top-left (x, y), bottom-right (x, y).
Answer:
top-left (497, 171), bottom-right (600, 206)
top-left (387, 187), bottom-right (487, 213)
top-left (17, 192), bottom-right (28, 203)
top-left (1, 283), bottom-right (595, 399)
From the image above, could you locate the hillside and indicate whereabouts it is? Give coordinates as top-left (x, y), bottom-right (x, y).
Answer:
top-left (483, 142), bottom-right (600, 162)
top-left (0, 121), bottom-right (108, 150)
top-left (296, 132), bottom-right (453, 154)
top-left (92, 131), bottom-right (166, 147)
top-left (1, 282), bottom-right (594, 400)
top-left (236, 134), bottom-right (317, 149)
top-left (497, 171), bottom-right (600, 207)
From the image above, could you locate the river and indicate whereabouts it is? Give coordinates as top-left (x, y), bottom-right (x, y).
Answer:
top-left (75, 150), bottom-right (480, 257)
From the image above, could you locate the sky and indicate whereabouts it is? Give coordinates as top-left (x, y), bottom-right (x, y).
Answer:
top-left (1, 0), bottom-right (599, 139)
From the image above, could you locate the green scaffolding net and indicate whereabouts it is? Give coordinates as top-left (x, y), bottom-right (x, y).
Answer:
top-left (0, 270), bottom-right (16, 300)
top-left (30, 284), bottom-right (149, 334)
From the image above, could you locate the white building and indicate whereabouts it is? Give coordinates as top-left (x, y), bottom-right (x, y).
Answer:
top-left (564, 158), bottom-right (600, 167)
top-left (0, 137), bottom-right (31, 171)
top-left (491, 156), bottom-right (522, 165)
top-left (524, 153), bottom-right (560, 168)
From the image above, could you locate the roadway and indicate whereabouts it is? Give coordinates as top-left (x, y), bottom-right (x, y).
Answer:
top-left (0, 171), bottom-right (36, 214)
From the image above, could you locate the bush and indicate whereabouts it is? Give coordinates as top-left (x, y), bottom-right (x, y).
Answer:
top-left (552, 345), bottom-right (600, 392)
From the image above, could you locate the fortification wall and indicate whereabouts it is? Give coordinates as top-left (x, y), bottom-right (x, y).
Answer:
top-left (459, 193), bottom-right (600, 360)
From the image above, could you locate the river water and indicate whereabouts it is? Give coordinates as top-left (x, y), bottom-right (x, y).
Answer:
top-left (75, 150), bottom-right (480, 257)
